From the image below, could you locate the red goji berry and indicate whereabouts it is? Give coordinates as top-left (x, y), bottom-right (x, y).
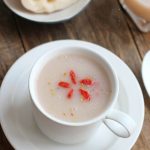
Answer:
top-left (70, 70), bottom-right (76, 84)
top-left (58, 82), bottom-right (70, 88)
top-left (67, 89), bottom-right (74, 99)
top-left (80, 79), bottom-right (92, 85)
top-left (79, 89), bottom-right (91, 101)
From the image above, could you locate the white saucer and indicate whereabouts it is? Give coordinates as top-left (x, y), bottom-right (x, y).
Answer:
top-left (0, 40), bottom-right (144, 150)
top-left (3, 0), bottom-right (91, 23)
top-left (142, 51), bottom-right (150, 97)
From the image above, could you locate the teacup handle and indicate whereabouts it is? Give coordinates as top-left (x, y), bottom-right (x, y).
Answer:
top-left (103, 110), bottom-right (136, 138)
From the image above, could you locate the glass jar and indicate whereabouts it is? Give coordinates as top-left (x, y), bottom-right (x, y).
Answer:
top-left (120, 0), bottom-right (150, 32)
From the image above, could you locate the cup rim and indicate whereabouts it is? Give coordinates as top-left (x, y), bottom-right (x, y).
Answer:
top-left (29, 45), bottom-right (119, 127)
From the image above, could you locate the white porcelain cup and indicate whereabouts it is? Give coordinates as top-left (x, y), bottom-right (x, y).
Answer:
top-left (29, 45), bottom-right (136, 144)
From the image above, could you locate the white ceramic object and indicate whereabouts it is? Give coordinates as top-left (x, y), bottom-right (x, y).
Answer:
top-left (3, 0), bottom-right (91, 23)
top-left (0, 40), bottom-right (144, 150)
top-left (29, 45), bottom-right (136, 144)
top-left (142, 51), bottom-right (150, 96)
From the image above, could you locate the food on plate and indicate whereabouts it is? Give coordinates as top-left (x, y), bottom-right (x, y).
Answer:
top-left (21, 0), bottom-right (79, 13)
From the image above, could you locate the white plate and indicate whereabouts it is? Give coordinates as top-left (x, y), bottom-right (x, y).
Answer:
top-left (142, 51), bottom-right (150, 96)
top-left (3, 0), bottom-right (91, 23)
top-left (0, 40), bottom-right (144, 150)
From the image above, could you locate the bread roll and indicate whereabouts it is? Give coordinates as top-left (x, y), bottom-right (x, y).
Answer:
top-left (21, 0), bottom-right (79, 13)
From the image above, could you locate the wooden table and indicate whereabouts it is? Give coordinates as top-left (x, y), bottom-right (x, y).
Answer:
top-left (0, 0), bottom-right (150, 149)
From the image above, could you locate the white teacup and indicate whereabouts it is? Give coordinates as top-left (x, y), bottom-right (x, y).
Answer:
top-left (29, 45), bottom-right (136, 144)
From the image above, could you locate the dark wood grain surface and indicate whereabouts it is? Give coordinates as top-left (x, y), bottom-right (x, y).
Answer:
top-left (0, 0), bottom-right (150, 149)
